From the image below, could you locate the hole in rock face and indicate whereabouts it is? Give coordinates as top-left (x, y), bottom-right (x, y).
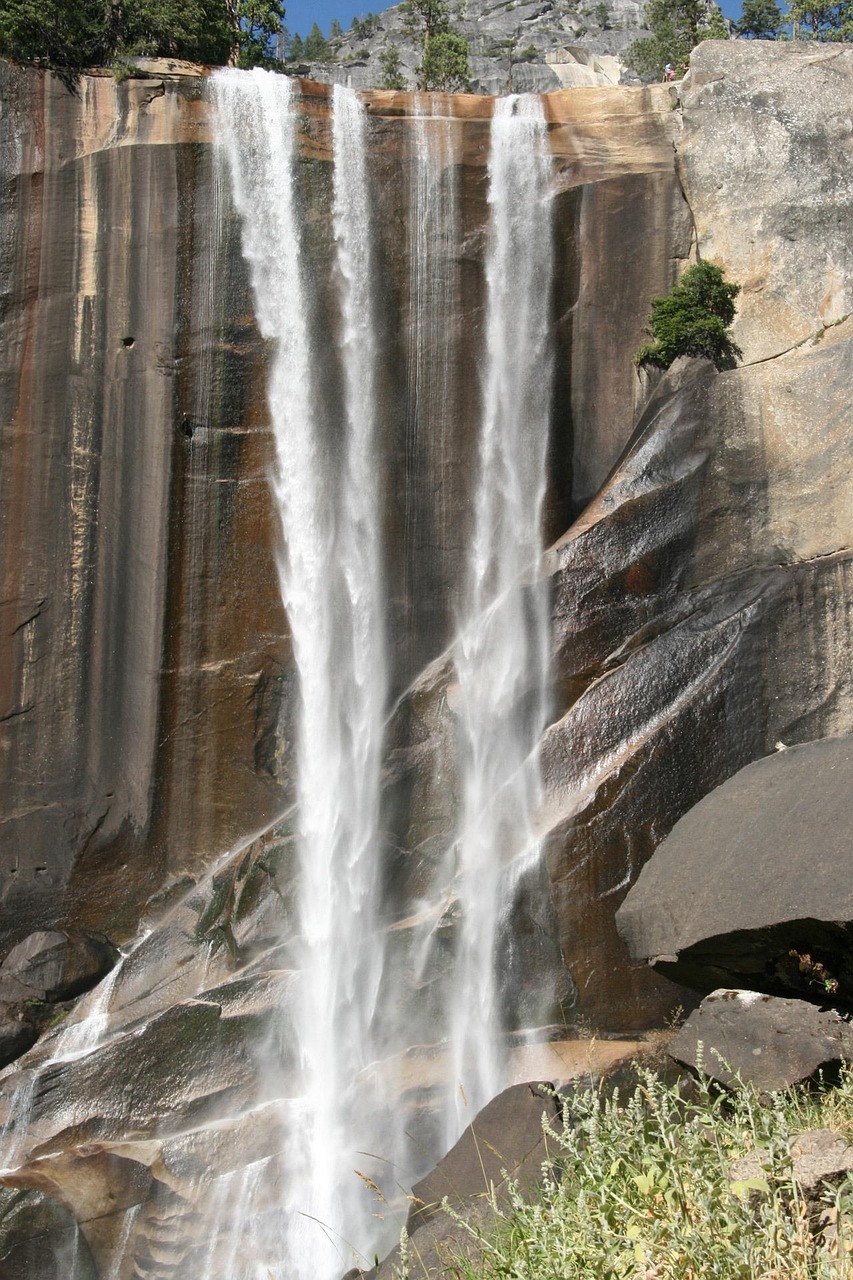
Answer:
top-left (121, 336), bottom-right (135, 348)
top-left (181, 417), bottom-right (195, 439)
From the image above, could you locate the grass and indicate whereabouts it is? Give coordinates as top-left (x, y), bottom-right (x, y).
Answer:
top-left (404, 1062), bottom-right (853, 1279)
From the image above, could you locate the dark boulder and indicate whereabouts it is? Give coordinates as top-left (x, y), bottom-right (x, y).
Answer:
top-left (668, 989), bottom-right (853, 1092)
top-left (363, 1081), bottom-right (560, 1279)
top-left (407, 1080), bottom-right (560, 1231)
top-left (615, 737), bottom-right (853, 1006)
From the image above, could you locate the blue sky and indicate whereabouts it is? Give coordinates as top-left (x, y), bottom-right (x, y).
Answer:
top-left (287, 1), bottom-right (375, 35)
top-left (287, 0), bottom-right (745, 37)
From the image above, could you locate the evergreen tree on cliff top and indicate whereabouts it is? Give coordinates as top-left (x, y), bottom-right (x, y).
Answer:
top-left (736, 0), bottom-right (783, 36)
top-left (0, 0), bottom-right (284, 71)
top-left (625, 0), bottom-right (728, 79)
top-left (402, 0), bottom-right (470, 90)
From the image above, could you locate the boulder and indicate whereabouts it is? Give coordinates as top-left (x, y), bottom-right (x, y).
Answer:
top-left (406, 1081), bottom-right (560, 1231)
top-left (668, 990), bottom-right (853, 1092)
top-left (361, 1081), bottom-right (559, 1279)
top-left (615, 737), bottom-right (853, 1005)
top-left (730, 1129), bottom-right (853, 1200)
top-left (0, 931), bottom-right (116, 1003)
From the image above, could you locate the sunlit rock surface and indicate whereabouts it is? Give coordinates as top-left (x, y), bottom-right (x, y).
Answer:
top-left (0, 42), bottom-right (852, 1277)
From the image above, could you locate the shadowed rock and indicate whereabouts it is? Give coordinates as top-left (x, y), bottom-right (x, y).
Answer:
top-left (668, 990), bottom-right (853, 1092)
top-left (616, 737), bottom-right (853, 1005)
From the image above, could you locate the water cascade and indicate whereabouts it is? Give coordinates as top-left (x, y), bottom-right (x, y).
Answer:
top-left (211, 73), bottom-right (557, 1276)
top-left (0, 73), bottom-right (558, 1280)
top-left (213, 71), bottom-right (389, 1278)
top-left (448, 93), bottom-right (555, 1139)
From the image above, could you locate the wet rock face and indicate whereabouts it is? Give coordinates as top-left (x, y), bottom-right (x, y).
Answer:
top-left (0, 63), bottom-right (681, 954)
top-left (0, 931), bottom-right (118, 1069)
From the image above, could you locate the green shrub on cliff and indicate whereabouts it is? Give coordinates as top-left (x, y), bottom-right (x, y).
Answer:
top-left (635, 261), bottom-right (742, 371)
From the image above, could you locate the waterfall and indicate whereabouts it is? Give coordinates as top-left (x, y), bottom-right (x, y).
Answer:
top-left (206, 74), bottom-right (555, 1278)
top-left (448, 94), bottom-right (554, 1138)
top-left (212, 72), bottom-right (387, 1278)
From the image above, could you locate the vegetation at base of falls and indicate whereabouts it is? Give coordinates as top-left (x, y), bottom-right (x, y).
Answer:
top-left (402, 0), bottom-right (471, 91)
top-left (635, 261), bottom-right (742, 373)
top-left (0, 0), bottom-right (285, 75)
top-left (625, 0), bottom-right (728, 80)
top-left (420, 1064), bottom-right (853, 1280)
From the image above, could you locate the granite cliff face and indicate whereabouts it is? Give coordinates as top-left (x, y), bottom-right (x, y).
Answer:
top-left (1, 42), bottom-right (853, 1278)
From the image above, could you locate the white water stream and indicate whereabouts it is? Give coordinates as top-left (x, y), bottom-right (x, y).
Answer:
top-left (448, 94), bottom-right (555, 1138)
top-left (211, 74), bottom-right (555, 1277)
top-left (212, 71), bottom-right (389, 1278)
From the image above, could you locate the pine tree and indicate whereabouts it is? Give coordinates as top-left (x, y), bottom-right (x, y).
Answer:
top-left (736, 0), bottom-right (782, 35)
top-left (625, 0), bottom-right (728, 79)
top-left (379, 42), bottom-right (407, 87)
top-left (303, 20), bottom-right (328, 58)
top-left (635, 261), bottom-right (742, 372)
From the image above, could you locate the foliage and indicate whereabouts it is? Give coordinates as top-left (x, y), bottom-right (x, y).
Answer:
top-left (379, 42), bottom-right (407, 88)
top-left (593, 1), bottom-right (611, 25)
top-left (303, 20), bottom-right (328, 58)
top-left (351, 11), bottom-right (380, 38)
top-left (287, 30), bottom-right (304, 58)
top-left (625, 0), bottom-right (728, 80)
top-left (636, 261), bottom-right (742, 371)
top-left (427, 1065), bottom-right (853, 1280)
top-left (402, 0), bottom-right (470, 89)
top-left (419, 29), bottom-right (470, 89)
top-left (0, 0), bottom-right (284, 70)
top-left (736, 0), bottom-right (783, 35)
top-left (0, 0), bottom-right (106, 68)
top-left (789, 0), bottom-right (853, 37)
top-left (233, 0), bottom-right (285, 67)
top-left (329, 17), bottom-right (343, 40)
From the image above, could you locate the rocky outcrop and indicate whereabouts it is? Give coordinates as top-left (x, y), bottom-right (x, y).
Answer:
top-left (679, 43), bottom-right (853, 364)
top-left (615, 737), bottom-right (853, 1002)
top-left (292, 0), bottom-right (649, 95)
top-left (0, 931), bottom-right (117, 1067)
top-left (668, 990), bottom-right (853, 1092)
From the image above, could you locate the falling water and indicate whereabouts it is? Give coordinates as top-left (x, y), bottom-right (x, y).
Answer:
top-left (448, 94), bottom-right (555, 1139)
top-left (212, 72), bottom-right (387, 1278)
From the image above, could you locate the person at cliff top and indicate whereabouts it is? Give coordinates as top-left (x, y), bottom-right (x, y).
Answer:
top-left (664, 63), bottom-right (675, 80)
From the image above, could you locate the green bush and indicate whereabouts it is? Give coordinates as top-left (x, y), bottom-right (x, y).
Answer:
top-left (434, 1064), bottom-right (853, 1280)
top-left (635, 260), bottom-right (742, 371)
